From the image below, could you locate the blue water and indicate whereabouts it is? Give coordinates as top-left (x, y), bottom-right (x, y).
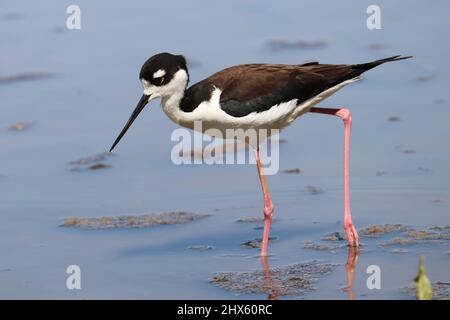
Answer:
top-left (1, 0), bottom-right (449, 299)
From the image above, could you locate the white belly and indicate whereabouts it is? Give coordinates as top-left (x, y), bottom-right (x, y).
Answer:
top-left (163, 77), bottom-right (361, 137)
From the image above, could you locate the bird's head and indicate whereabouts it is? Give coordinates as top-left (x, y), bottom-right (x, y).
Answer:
top-left (110, 52), bottom-right (189, 152)
top-left (140, 52), bottom-right (188, 99)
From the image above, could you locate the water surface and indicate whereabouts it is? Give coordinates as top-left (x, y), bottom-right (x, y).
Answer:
top-left (1, 0), bottom-right (449, 299)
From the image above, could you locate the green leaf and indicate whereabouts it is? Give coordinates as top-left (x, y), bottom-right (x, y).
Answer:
top-left (414, 256), bottom-right (433, 300)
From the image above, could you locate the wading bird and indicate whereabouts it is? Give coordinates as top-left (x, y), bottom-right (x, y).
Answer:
top-left (110, 53), bottom-right (411, 256)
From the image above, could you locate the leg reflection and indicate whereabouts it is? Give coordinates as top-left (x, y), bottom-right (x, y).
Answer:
top-left (260, 256), bottom-right (280, 300)
top-left (345, 246), bottom-right (360, 300)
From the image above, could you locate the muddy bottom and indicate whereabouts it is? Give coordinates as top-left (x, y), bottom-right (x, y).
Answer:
top-left (266, 39), bottom-right (327, 51)
top-left (7, 122), bottom-right (33, 131)
top-left (61, 211), bottom-right (209, 229)
top-left (69, 152), bottom-right (115, 171)
top-left (211, 261), bottom-right (335, 296)
top-left (241, 237), bottom-right (278, 249)
top-left (305, 224), bottom-right (450, 252)
top-left (405, 282), bottom-right (450, 300)
top-left (0, 72), bottom-right (54, 84)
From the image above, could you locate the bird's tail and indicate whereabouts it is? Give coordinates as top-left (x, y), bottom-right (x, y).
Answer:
top-left (352, 55), bottom-right (413, 72)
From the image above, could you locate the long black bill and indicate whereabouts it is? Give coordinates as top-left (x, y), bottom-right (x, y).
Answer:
top-left (109, 94), bottom-right (150, 152)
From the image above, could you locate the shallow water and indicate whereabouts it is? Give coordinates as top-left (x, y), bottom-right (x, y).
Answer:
top-left (1, 0), bottom-right (449, 299)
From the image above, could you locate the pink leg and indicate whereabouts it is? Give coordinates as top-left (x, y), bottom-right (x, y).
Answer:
top-left (309, 107), bottom-right (359, 246)
top-left (255, 148), bottom-right (274, 256)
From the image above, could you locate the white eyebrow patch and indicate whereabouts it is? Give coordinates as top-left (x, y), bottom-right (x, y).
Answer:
top-left (153, 69), bottom-right (166, 78)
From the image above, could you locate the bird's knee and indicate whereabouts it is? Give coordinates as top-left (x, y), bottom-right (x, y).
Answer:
top-left (337, 108), bottom-right (352, 123)
top-left (264, 205), bottom-right (274, 219)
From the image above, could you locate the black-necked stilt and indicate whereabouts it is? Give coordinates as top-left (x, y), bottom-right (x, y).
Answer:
top-left (110, 52), bottom-right (411, 256)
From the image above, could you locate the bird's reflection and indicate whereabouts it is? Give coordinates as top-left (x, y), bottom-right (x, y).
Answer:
top-left (260, 246), bottom-right (360, 300)
top-left (260, 256), bottom-right (280, 300)
top-left (344, 246), bottom-right (360, 300)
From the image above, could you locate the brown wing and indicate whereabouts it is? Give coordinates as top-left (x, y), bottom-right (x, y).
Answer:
top-left (179, 56), bottom-right (411, 116)
top-left (210, 64), bottom-right (302, 102)
top-left (209, 63), bottom-right (349, 117)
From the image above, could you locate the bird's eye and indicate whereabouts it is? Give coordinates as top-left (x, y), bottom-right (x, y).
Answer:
top-left (154, 76), bottom-right (164, 85)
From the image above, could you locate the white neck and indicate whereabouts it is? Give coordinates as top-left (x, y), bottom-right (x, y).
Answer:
top-left (158, 69), bottom-right (189, 126)
top-left (161, 88), bottom-right (186, 124)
